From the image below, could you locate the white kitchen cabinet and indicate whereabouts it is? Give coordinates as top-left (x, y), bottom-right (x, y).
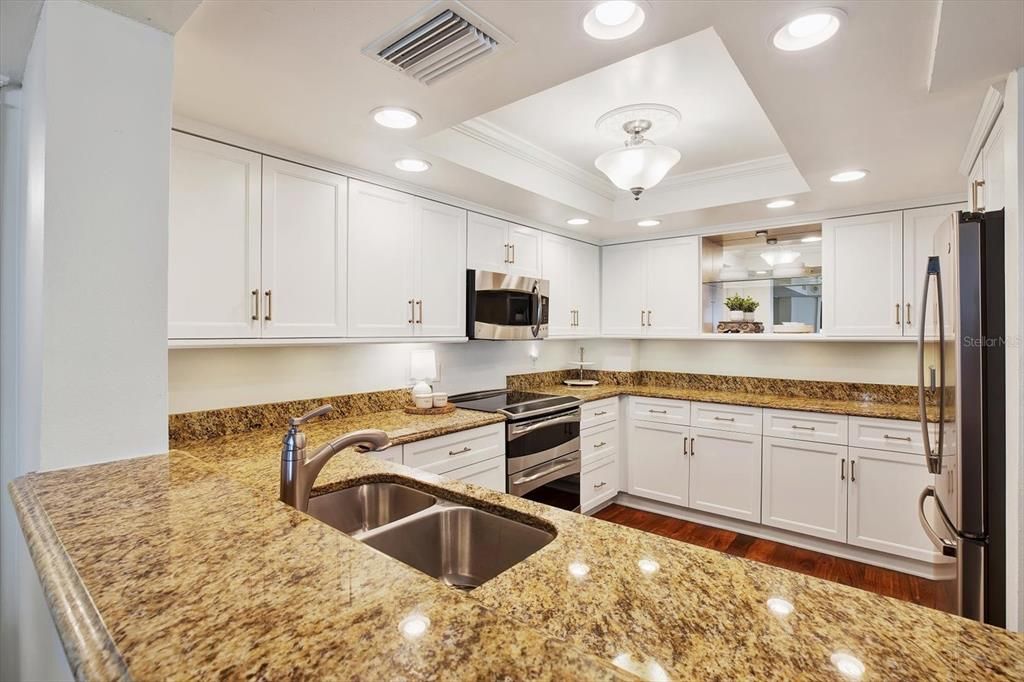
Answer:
top-left (968, 109), bottom-right (1006, 213)
top-left (601, 237), bottom-right (699, 337)
top-left (348, 180), bottom-right (466, 338)
top-left (688, 427), bottom-right (761, 523)
top-left (467, 212), bottom-right (542, 278)
top-left (582, 452), bottom-right (619, 512)
top-left (445, 456), bottom-right (507, 492)
top-left (542, 233), bottom-right (601, 337)
top-left (847, 447), bottom-right (941, 562)
top-left (903, 205), bottom-right (961, 338)
top-left (628, 420), bottom-right (689, 506)
top-left (822, 212), bottom-right (904, 337)
top-left (260, 158), bottom-right (348, 338)
top-left (762, 436), bottom-right (848, 542)
top-left (168, 133), bottom-right (262, 339)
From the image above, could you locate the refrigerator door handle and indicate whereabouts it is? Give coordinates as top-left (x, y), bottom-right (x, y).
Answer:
top-left (918, 486), bottom-right (957, 557)
top-left (917, 256), bottom-right (946, 475)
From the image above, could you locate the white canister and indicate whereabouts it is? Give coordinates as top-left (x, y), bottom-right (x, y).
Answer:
top-left (432, 392), bottom-right (448, 408)
top-left (414, 393), bottom-right (434, 409)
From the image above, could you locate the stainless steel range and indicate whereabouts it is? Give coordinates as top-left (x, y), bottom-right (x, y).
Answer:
top-left (450, 390), bottom-right (582, 512)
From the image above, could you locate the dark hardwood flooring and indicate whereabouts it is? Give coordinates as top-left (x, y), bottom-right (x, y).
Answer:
top-left (594, 503), bottom-right (941, 610)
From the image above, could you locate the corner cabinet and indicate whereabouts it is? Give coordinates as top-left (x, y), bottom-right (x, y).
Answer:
top-left (169, 133), bottom-right (348, 340)
top-left (601, 237), bottom-right (700, 337)
top-left (467, 212), bottom-right (542, 278)
top-left (348, 180), bottom-right (466, 338)
top-left (542, 233), bottom-right (601, 337)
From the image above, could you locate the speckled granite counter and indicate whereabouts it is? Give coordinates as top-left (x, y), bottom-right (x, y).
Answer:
top-left (11, 420), bottom-right (1022, 680)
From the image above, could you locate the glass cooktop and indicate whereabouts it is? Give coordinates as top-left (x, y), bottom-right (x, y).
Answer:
top-left (449, 390), bottom-right (580, 418)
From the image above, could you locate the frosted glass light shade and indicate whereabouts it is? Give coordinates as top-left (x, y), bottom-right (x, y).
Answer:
top-left (760, 249), bottom-right (801, 266)
top-left (595, 144), bottom-right (681, 193)
top-left (410, 349), bottom-right (437, 381)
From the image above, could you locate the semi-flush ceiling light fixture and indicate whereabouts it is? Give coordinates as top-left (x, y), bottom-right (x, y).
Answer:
top-left (761, 237), bottom-right (800, 266)
top-left (394, 159), bottom-right (431, 172)
top-left (772, 8), bottom-right (845, 51)
top-left (583, 1), bottom-right (645, 40)
top-left (830, 169), bottom-right (868, 182)
top-left (567, 217), bottom-right (590, 225)
top-left (371, 106), bottom-right (421, 129)
top-left (766, 199), bottom-right (795, 208)
top-left (637, 219), bottom-right (661, 227)
top-left (594, 104), bottom-right (681, 201)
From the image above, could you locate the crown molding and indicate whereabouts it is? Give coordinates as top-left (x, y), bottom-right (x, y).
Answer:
top-left (654, 154), bottom-right (798, 192)
top-left (453, 117), bottom-right (617, 199)
top-left (958, 86), bottom-right (1004, 176)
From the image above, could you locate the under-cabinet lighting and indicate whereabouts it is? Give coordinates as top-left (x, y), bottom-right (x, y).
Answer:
top-left (801, 235), bottom-right (822, 243)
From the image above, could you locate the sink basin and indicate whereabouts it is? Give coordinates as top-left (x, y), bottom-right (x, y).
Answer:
top-left (360, 505), bottom-right (555, 590)
top-left (307, 482), bottom-right (436, 535)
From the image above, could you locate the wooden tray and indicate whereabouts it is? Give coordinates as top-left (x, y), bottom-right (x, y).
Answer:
top-left (403, 403), bottom-right (456, 415)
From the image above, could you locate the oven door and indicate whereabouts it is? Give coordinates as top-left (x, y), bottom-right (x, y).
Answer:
top-left (508, 451), bottom-right (581, 513)
top-left (506, 408), bottom-right (580, 474)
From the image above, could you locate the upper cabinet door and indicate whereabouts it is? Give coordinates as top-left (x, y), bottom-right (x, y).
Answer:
top-left (981, 110), bottom-right (1005, 211)
top-left (601, 242), bottom-right (646, 336)
top-left (467, 212), bottom-right (509, 273)
top-left (260, 158), bottom-right (348, 338)
top-left (348, 180), bottom-right (416, 337)
top-left (571, 240), bottom-right (601, 337)
top-left (415, 199), bottom-right (467, 337)
top-left (822, 212), bottom-right (904, 337)
top-left (508, 224), bottom-right (543, 278)
top-left (541, 233), bottom-right (574, 337)
top-left (168, 133), bottom-right (261, 339)
top-left (645, 237), bottom-right (699, 337)
top-left (903, 205), bottom-right (961, 338)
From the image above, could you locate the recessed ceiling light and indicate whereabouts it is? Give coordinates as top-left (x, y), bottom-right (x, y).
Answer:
top-left (772, 9), bottom-right (845, 51)
top-left (567, 217), bottom-right (590, 226)
top-left (371, 106), bottom-right (420, 129)
top-left (583, 1), bottom-right (645, 40)
top-left (394, 159), bottom-right (430, 172)
top-left (766, 199), bottom-right (795, 209)
top-left (830, 169), bottom-right (868, 183)
top-left (801, 235), bottom-right (822, 243)
top-left (637, 219), bottom-right (661, 227)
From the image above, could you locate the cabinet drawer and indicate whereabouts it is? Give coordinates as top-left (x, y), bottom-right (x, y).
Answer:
top-left (404, 423), bottom-right (504, 474)
top-left (582, 451), bottom-right (618, 510)
top-left (631, 397), bottom-right (690, 425)
top-left (582, 421), bottom-right (617, 464)
top-left (763, 409), bottom-right (848, 445)
top-left (691, 402), bottom-right (762, 435)
top-left (442, 455), bottom-right (506, 493)
top-left (582, 398), bottom-right (618, 430)
top-left (849, 416), bottom-right (935, 455)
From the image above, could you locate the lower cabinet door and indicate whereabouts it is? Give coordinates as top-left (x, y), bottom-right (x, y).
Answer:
top-left (628, 421), bottom-right (688, 506)
top-left (762, 437), bottom-right (848, 542)
top-left (689, 427), bottom-right (761, 523)
top-left (445, 455), bottom-right (507, 493)
top-left (582, 452), bottom-right (618, 512)
top-left (847, 447), bottom-right (941, 561)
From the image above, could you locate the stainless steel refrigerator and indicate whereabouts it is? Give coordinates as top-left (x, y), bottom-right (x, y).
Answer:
top-left (917, 209), bottom-right (1005, 627)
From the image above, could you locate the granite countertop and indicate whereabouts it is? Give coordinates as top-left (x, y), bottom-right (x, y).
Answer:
top-left (528, 383), bottom-right (942, 422)
top-left (11, 407), bottom-right (1022, 680)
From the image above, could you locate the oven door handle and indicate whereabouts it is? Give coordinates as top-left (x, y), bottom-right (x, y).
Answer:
top-left (508, 410), bottom-right (580, 439)
top-left (508, 454), bottom-right (581, 496)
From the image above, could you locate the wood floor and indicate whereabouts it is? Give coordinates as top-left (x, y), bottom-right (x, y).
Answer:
top-left (594, 503), bottom-right (940, 609)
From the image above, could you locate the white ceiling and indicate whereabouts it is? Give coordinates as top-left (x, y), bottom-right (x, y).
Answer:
top-left (171, 0), bottom-right (1021, 241)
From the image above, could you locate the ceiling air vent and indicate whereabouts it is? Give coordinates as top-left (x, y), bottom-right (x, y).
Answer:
top-left (363, 2), bottom-right (511, 86)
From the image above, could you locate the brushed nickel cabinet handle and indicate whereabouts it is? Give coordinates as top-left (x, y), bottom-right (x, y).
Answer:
top-left (593, 441), bottom-right (607, 448)
top-left (895, 303), bottom-right (901, 326)
top-left (905, 303), bottom-right (912, 327)
top-left (408, 299), bottom-right (415, 324)
top-left (647, 310), bottom-right (652, 326)
top-left (972, 179), bottom-right (986, 212)
top-left (593, 481), bottom-right (607, 489)
top-left (690, 437), bottom-right (695, 455)
top-left (791, 425), bottom-right (816, 431)
top-left (503, 243), bottom-right (509, 263)
top-left (416, 300), bottom-right (423, 324)
top-left (264, 290), bottom-right (272, 321)
top-left (594, 411), bottom-right (608, 416)
top-left (648, 409), bottom-right (667, 414)
top-left (641, 310), bottom-right (646, 327)
top-left (251, 289), bottom-right (259, 321)
top-left (883, 434), bottom-right (912, 442)
top-left (510, 243), bottom-right (516, 264)
top-left (851, 460), bottom-right (856, 482)
top-left (448, 446), bottom-right (472, 456)
top-left (683, 437), bottom-right (688, 456)
top-left (713, 416), bottom-right (735, 422)
top-left (841, 459), bottom-right (846, 481)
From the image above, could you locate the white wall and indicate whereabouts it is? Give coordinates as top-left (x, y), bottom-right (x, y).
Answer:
top-left (0, 1), bottom-right (174, 679)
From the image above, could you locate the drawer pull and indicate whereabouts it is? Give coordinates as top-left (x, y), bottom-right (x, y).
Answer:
top-left (448, 446), bottom-right (472, 456)
top-left (648, 409), bottom-right (667, 414)
top-left (791, 425), bottom-right (816, 431)
top-left (883, 434), bottom-right (912, 442)
top-left (593, 481), bottom-right (607, 489)
top-left (712, 416), bottom-right (735, 422)
top-left (594, 411), bottom-right (608, 416)
top-left (593, 441), bottom-right (607, 448)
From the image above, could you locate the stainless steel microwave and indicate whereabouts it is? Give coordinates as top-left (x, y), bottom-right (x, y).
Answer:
top-left (466, 270), bottom-right (549, 340)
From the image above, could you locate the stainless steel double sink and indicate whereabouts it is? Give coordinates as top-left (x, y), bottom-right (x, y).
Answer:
top-left (307, 482), bottom-right (554, 590)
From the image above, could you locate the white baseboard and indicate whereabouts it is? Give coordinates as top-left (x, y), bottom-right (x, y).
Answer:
top-left (612, 493), bottom-right (955, 581)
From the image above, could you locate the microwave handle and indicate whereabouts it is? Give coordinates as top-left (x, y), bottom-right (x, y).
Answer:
top-left (531, 282), bottom-right (542, 338)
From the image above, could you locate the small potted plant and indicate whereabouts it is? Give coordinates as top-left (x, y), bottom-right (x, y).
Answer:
top-left (741, 296), bottom-right (760, 322)
top-left (724, 294), bottom-right (746, 322)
